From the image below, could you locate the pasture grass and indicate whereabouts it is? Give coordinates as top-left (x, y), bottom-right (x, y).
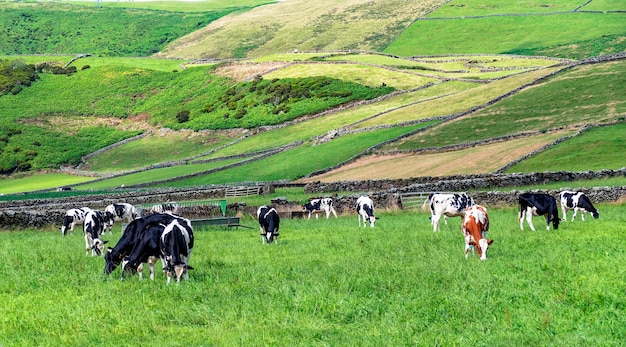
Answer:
top-left (82, 131), bottom-right (240, 173)
top-left (384, 12), bottom-right (626, 59)
top-left (504, 123), bottom-right (626, 173)
top-left (263, 63), bottom-right (438, 90)
top-left (430, 0), bottom-right (584, 17)
top-left (0, 205), bottom-right (624, 345)
top-left (75, 0), bottom-right (275, 12)
top-left (156, 125), bottom-right (426, 186)
top-left (388, 60), bottom-right (626, 149)
top-left (0, 172), bottom-right (94, 195)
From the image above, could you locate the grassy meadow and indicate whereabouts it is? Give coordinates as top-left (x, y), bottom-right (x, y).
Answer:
top-left (0, 205), bottom-right (624, 345)
top-left (385, 12), bottom-right (626, 59)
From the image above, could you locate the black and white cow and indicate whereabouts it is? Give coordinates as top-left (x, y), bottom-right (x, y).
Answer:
top-left (559, 191), bottom-right (599, 222)
top-left (518, 193), bottom-right (560, 231)
top-left (104, 213), bottom-right (186, 280)
top-left (83, 210), bottom-right (108, 256)
top-left (150, 202), bottom-right (179, 215)
top-left (303, 197), bottom-right (338, 219)
top-left (257, 206), bottom-right (280, 244)
top-left (356, 195), bottom-right (377, 227)
top-left (104, 203), bottom-right (138, 234)
top-left (60, 207), bottom-right (91, 236)
top-left (122, 216), bottom-right (194, 284)
top-left (422, 193), bottom-right (475, 232)
top-left (160, 219), bottom-right (195, 284)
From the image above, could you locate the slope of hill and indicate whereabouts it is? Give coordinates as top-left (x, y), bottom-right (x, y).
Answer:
top-left (156, 0), bottom-right (445, 59)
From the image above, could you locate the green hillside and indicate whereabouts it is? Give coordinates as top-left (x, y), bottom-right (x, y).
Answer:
top-left (0, 0), bottom-right (624, 194)
top-left (0, 2), bottom-right (241, 56)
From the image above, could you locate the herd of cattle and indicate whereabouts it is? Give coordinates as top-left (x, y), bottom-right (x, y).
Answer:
top-left (60, 190), bottom-right (599, 283)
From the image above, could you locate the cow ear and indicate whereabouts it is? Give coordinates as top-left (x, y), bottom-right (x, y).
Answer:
top-left (487, 239), bottom-right (494, 245)
top-left (107, 247), bottom-right (112, 252)
top-left (375, 217), bottom-right (380, 220)
top-left (103, 240), bottom-right (110, 244)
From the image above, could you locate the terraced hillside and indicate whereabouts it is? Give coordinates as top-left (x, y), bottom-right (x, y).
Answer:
top-left (0, 0), bottom-right (624, 194)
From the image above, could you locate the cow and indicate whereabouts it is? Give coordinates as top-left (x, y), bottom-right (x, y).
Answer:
top-left (103, 203), bottom-right (138, 234)
top-left (559, 191), bottom-right (599, 222)
top-left (356, 195), bottom-right (377, 227)
top-left (104, 213), bottom-right (186, 280)
top-left (257, 206), bottom-right (280, 244)
top-left (518, 193), bottom-right (560, 231)
top-left (461, 205), bottom-right (493, 261)
top-left (303, 197), bottom-right (338, 219)
top-left (160, 219), bottom-right (195, 284)
top-left (122, 216), bottom-right (194, 284)
top-left (422, 193), bottom-right (475, 232)
top-left (83, 210), bottom-right (108, 256)
top-left (149, 202), bottom-right (179, 215)
top-left (60, 207), bottom-right (91, 236)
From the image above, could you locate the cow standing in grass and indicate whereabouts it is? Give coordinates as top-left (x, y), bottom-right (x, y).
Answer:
top-left (104, 203), bottom-right (138, 234)
top-left (461, 205), bottom-right (493, 261)
top-left (257, 206), bottom-right (280, 244)
top-left (558, 191), bottom-right (599, 222)
top-left (356, 196), bottom-right (377, 227)
top-left (303, 198), bottom-right (338, 219)
top-left (61, 207), bottom-right (91, 236)
top-left (518, 193), bottom-right (560, 231)
top-left (423, 193), bottom-right (474, 232)
top-left (83, 210), bottom-right (108, 256)
top-left (105, 213), bottom-right (188, 281)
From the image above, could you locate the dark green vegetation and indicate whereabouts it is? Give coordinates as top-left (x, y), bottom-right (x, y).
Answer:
top-left (0, 59), bottom-right (38, 95)
top-left (0, 2), bottom-right (242, 56)
top-left (0, 56), bottom-right (390, 174)
top-left (1, 207), bottom-right (624, 345)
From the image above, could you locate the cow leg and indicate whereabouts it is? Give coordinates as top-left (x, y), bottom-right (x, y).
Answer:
top-left (432, 213), bottom-right (441, 232)
top-left (137, 263), bottom-right (144, 280)
top-left (525, 208), bottom-right (536, 231)
top-left (147, 256), bottom-right (157, 280)
top-left (571, 208), bottom-right (578, 221)
top-left (330, 206), bottom-right (338, 218)
top-left (84, 234), bottom-right (90, 256)
top-left (560, 204), bottom-right (568, 221)
top-left (464, 234), bottom-right (472, 260)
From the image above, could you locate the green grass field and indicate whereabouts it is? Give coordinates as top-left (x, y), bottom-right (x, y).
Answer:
top-left (385, 13), bottom-right (626, 59)
top-left (0, 205), bottom-right (624, 345)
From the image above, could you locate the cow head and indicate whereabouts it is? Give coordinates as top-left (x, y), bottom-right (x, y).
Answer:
top-left (104, 247), bottom-right (124, 275)
top-left (551, 214), bottom-right (560, 230)
top-left (591, 210), bottom-right (600, 219)
top-left (469, 239), bottom-right (494, 261)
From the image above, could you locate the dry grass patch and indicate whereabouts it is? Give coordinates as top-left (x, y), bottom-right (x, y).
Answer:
top-left (212, 62), bottom-right (290, 82)
top-left (299, 130), bottom-right (573, 182)
top-left (158, 0), bottom-right (448, 59)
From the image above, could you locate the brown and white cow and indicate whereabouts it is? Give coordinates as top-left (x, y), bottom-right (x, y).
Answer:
top-left (461, 205), bottom-right (493, 261)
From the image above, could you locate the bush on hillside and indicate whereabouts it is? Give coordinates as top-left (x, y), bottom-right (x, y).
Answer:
top-left (0, 59), bottom-right (38, 96)
top-left (197, 76), bottom-right (394, 129)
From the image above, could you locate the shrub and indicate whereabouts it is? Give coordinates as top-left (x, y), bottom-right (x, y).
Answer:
top-left (176, 110), bottom-right (190, 123)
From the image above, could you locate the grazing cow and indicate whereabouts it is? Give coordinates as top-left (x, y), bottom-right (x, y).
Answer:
top-left (356, 196), bottom-right (377, 227)
top-left (60, 207), bottom-right (91, 236)
top-left (104, 203), bottom-right (138, 234)
top-left (104, 213), bottom-right (186, 280)
top-left (150, 202), bottom-right (179, 215)
top-left (559, 191), bottom-right (599, 222)
top-left (303, 197), bottom-right (338, 219)
top-left (83, 210), bottom-right (108, 256)
top-left (461, 205), bottom-right (493, 261)
top-left (518, 193), bottom-right (560, 231)
top-left (160, 219), bottom-right (195, 284)
top-left (423, 193), bottom-right (475, 232)
top-left (257, 206), bottom-right (280, 244)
